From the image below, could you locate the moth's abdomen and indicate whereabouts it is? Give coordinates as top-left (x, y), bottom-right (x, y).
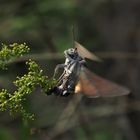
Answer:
top-left (46, 86), bottom-right (73, 97)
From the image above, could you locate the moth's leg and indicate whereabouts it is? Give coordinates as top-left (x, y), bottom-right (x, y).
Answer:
top-left (80, 60), bottom-right (87, 67)
top-left (53, 64), bottom-right (65, 78)
top-left (59, 76), bottom-right (68, 89)
top-left (57, 71), bottom-right (66, 84)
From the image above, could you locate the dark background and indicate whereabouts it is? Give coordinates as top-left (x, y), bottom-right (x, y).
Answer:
top-left (0, 0), bottom-right (140, 140)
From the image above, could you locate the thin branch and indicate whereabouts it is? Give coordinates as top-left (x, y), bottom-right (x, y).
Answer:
top-left (46, 94), bottom-right (83, 139)
top-left (8, 52), bottom-right (140, 64)
top-left (117, 99), bottom-right (139, 140)
top-left (30, 98), bottom-right (140, 139)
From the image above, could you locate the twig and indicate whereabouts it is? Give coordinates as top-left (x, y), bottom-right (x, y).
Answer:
top-left (30, 98), bottom-right (140, 139)
top-left (117, 99), bottom-right (139, 140)
top-left (47, 94), bottom-right (83, 139)
top-left (8, 52), bottom-right (140, 65)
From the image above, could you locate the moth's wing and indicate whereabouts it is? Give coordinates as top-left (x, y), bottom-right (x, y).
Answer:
top-left (75, 67), bottom-right (130, 98)
top-left (74, 41), bottom-right (102, 62)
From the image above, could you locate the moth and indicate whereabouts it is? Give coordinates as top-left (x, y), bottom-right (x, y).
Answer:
top-left (47, 42), bottom-right (130, 97)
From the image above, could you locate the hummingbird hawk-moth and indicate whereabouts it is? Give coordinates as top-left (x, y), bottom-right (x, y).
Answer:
top-left (47, 42), bottom-right (130, 97)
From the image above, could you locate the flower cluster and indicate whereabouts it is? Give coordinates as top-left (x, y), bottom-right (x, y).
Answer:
top-left (0, 59), bottom-right (56, 120)
top-left (0, 43), bottom-right (30, 69)
top-left (0, 43), bottom-right (56, 121)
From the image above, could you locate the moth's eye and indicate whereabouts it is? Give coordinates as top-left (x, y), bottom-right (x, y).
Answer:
top-left (69, 48), bottom-right (74, 52)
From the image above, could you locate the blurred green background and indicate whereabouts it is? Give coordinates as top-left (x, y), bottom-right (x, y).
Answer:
top-left (0, 0), bottom-right (140, 140)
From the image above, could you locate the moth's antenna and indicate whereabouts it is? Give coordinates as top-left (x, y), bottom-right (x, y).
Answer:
top-left (72, 24), bottom-right (79, 49)
top-left (72, 25), bottom-right (75, 48)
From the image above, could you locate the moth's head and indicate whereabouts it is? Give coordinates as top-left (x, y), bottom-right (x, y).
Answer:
top-left (64, 48), bottom-right (78, 59)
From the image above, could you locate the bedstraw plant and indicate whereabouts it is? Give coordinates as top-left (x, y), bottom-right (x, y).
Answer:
top-left (0, 43), bottom-right (56, 121)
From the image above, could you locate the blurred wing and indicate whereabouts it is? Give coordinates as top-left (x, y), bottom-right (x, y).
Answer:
top-left (75, 41), bottom-right (102, 62)
top-left (75, 67), bottom-right (130, 98)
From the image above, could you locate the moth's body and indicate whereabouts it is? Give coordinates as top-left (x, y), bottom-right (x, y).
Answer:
top-left (47, 42), bottom-right (130, 97)
top-left (51, 48), bottom-right (86, 96)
